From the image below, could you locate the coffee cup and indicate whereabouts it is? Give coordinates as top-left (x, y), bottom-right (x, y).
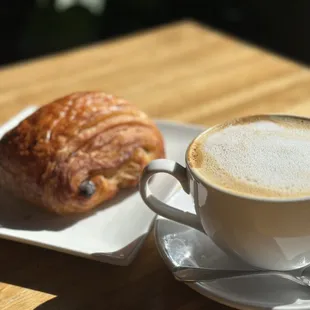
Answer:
top-left (140, 114), bottom-right (310, 271)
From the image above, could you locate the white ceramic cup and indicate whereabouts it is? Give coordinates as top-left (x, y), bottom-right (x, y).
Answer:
top-left (140, 116), bottom-right (310, 271)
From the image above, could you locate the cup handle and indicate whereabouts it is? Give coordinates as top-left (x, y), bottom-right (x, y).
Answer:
top-left (140, 159), bottom-right (204, 232)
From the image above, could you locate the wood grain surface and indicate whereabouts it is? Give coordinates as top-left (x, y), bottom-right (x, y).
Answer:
top-left (0, 20), bottom-right (309, 310)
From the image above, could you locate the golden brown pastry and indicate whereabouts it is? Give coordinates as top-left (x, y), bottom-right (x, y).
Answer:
top-left (0, 92), bottom-right (165, 215)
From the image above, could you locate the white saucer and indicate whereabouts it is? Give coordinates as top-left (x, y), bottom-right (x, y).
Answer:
top-left (155, 189), bottom-right (310, 310)
top-left (0, 107), bottom-right (204, 266)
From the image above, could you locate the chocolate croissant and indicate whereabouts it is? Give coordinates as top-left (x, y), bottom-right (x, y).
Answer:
top-left (0, 92), bottom-right (165, 215)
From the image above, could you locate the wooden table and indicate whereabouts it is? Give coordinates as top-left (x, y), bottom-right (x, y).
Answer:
top-left (0, 20), bottom-right (310, 310)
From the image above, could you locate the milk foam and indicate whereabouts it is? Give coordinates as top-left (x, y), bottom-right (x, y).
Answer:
top-left (191, 117), bottom-right (310, 198)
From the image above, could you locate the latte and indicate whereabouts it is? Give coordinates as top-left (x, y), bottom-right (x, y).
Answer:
top-left (188, 115), bottom-right (310, 198)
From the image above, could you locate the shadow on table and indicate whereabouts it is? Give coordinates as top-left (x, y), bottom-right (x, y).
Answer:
top-left (0, 234), bottom-right (215, 310)
top-left (0, 230), bottom-right (306, 309)
top-left (0, 187), bottom-right (136, 231)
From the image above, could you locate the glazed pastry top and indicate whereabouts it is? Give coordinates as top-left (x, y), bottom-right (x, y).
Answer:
top-left (0, 92), bottom-right (165, 214)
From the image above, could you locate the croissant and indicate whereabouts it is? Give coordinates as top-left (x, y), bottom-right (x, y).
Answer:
top-left (0, 92), bottom-right (165, 215)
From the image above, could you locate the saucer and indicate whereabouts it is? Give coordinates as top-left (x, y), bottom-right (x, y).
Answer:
top-left (154, 189), bottom-right (310, 310)
top-left (0, 107), bottom-right (204, 266)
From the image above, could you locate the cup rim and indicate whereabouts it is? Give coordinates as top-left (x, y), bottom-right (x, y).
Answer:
top-left (185, 113), bottom-right (310, 203)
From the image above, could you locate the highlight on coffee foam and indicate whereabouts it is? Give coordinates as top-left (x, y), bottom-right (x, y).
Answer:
top-left (188, 115), bottom-right (310, 198)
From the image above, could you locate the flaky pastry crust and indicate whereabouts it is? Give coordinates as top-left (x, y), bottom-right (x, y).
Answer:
top-left (0, 92), bottom-right (165, 214)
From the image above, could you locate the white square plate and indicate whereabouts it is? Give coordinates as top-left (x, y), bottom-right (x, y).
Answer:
top-left (0, 107), bottom-right (205, 265)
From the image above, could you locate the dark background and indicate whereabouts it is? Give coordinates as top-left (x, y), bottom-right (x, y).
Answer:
top-left (1, 0), bottom-right (309, 68)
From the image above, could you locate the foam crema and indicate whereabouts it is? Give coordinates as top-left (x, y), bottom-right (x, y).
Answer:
top-left (188, 115), bottom-right (310, 199)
